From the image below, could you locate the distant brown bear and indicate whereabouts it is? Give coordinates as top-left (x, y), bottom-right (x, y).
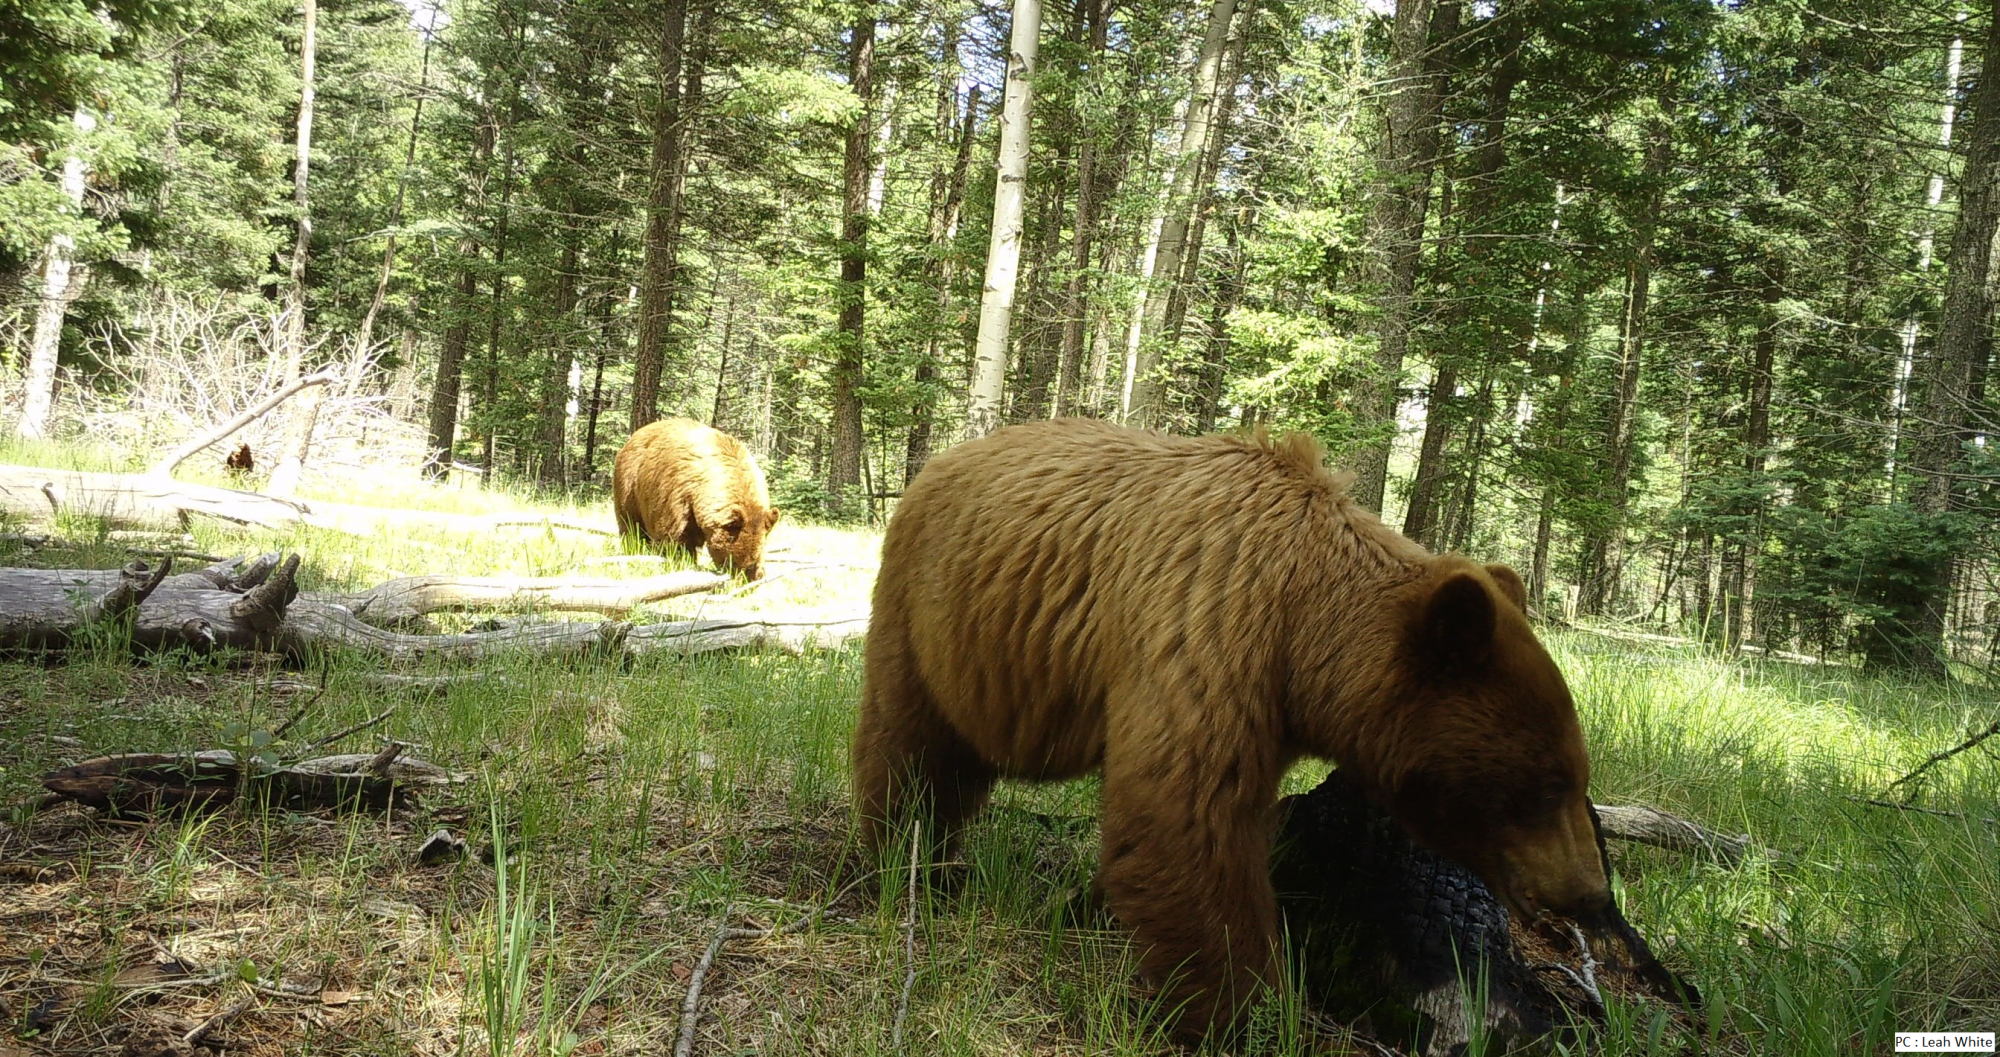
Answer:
top-left (224, 443), bottom-right (254, 474)
top-left (851, 419), bottom-right (1609, 1038)
top-left (612, 418), bottom-right (780, 580)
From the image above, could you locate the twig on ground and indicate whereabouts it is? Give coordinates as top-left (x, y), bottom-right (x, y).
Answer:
top-left (306, 706), bottom-right (397, 752)
top-left (1847, 795), bottom-right (2000, 826)
top-left (892, 821), bottom-right (922, 1051)
top-left (486, 518), bottom-right (616, 537)
top-left (183, 995), bottom-right (252, 1046)
top-left (1886, 718), bottom-right (2000, 798)
top-left (1567, 923), bottom-right (1602, 1006)
top-left (673, 907), bottom-right (822, 1057)
top-left (270, 663), bottom-right (332, 741)
top-left (47, 972), bottom-right (230, 991)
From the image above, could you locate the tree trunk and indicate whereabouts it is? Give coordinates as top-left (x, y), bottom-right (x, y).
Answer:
top-left (1350, 0), bottom-right (1456, 512)
top-left (1126, 0), bottom-right (1240, 429)
top-left (1399, 15), bottom-right (1522, 544)
top-left (967, 0), bottom-right (1041, 440)
top-left (1401, 364), bottom-right (1456, 547)
top-left (1053, 0), bottom-right (1113, 419)
top-left (1901, 0), bottom-right (2000, 674)
top-left (354, 22), bottom-right (434, 361)
top-left (830, 3), bottom-right (875, 497)
top-left (630, 0), bottom-right (691, 434)
top-left (479, 120), bottom-right (519, 477)
top-left (1734, 264), bottom-right (1782, 648)
top-left (906, 82), bottom-right (980, 482)
top-left (537, 233), bottom-right (582, 486)
top-left (1195, 201), bottom-right (1252, 431)
top-left (16, 107), bottom-right (96, 442)
top-left (1892, 27), bottom-right (1969, 484)
top-left (423, 103), bottom-right (496, 482)
top-left (267, 0), bottom-right (320, 499)
top-left (1013, 140), bottom-right (1072, 422)
top-left (1579, 117), bottom-right (1670, 617)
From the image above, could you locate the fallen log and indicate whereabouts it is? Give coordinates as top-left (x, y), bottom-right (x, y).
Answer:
top-left (626, 611), bottom-right (871, 658)
top-left (0, 554), bottom-right (299, 653)
top-left (0, 559), bottom-right (173, 651)
top-left (1592, 802), bottom-right (1768, 865)
top-left (0, 463), bottom-right (320, 531)
top-left (0, 556), bottom-right (861, 663)
top-left (39, 748), bottom-right (463, 817)
top-left (317, 569), bottom-right (725, 628)
top-left (277, 600), bottom-right (625, 663)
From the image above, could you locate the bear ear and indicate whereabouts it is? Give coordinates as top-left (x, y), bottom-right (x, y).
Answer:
top-left (766, 508), bottom-right (782, 529)
top-left (1484, 563), bottom-right (1528, 614)
top-left (1419, 570), bottom-right (1497, 668)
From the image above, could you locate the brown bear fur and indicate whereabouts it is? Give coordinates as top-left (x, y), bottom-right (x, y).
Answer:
top-left (851, 419), bottom-right (1608, 1038)
top-left (611, 418), bottom-right (780, 580)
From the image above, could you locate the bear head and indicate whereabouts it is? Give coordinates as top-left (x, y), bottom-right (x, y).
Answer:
top-left (707, 506), bottom-right (782, 580)
top-left (1370, 558), bottom-right (1612, 929)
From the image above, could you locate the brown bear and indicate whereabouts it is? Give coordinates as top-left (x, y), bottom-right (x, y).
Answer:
top-left (851, 419), bottom-right (1609, 1039)
top-left (611, 418), bottom-right (780, 580)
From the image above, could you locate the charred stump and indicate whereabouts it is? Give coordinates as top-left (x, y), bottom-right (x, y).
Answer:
top-left (1272, 770), bottom-right (1701, 1056)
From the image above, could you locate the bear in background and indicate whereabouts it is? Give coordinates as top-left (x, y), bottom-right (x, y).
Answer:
top-left (612, 418), bottom-right (780, 580)
top-left (851, 418), bottom-right (1609, 1040)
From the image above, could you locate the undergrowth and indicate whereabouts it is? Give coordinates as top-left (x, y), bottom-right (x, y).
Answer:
top-left (0, 450), bottom-right (1993, 1055)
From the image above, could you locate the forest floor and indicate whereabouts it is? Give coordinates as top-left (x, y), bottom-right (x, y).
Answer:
top-left (0, 451), bottom-right (1996, 1056)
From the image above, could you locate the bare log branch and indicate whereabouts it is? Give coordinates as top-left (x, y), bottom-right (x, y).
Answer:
top-left (626, 611), bottom-right (869, 658)
top-left (674, 908), bottom-right (821, 1057)
top-left (1591, 802), bottom-right (1767, 866)
top-left (149, 367), bottom-right (341, 478)
top-left (1886, 718), bottom-right (2000, 798)
top-left (0, 464), bottom-right (319, 531)
top-left (317, 570), bottom-right (724, 628)
top-left (277, 600), bottom-right (626, 663)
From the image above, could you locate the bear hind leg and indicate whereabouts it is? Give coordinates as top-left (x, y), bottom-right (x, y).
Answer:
top-left (852, 665), bottom-right (994, 874)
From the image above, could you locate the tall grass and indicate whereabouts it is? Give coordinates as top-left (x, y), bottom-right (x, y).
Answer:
top-left (0, 450), bottom-right (1995, 1054)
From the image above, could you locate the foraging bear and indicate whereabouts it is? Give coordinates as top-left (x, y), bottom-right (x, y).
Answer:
top-left (851, 419), bottom-right (1609, 1038)
top-left (612, 418), bottom-right (780, 580)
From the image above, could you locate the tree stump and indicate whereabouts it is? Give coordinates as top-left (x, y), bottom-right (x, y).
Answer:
top-left (1272, 770), bottom-right (1701, 1055)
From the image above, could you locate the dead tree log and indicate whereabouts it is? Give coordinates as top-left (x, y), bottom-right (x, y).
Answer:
top-left (626, 611), bottom-right (871, 657)
top-left (0, 464), bottom-right (319, 531)
top-left (40, 748), bottom-right (462, 817)
top-left (0, 555), bottom-right (298, 653)
top-left (0, 555), bottom-right (859, 663)
top-left (0, 558), bottom-right (172, 651)
top-left (277, 600), bottom-right (625, 663)
top-left (317, 569), bottom-right (725, 628)
top-left (1591, 802), bottom-right (1767, 865)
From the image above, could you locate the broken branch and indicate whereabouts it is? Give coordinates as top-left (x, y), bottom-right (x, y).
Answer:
top-left (149, 367), bottom-right (340, 478)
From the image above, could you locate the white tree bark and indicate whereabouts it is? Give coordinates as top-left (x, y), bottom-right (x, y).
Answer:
top-left (17, 107), bottom-right (97, 442)
top-left (268, 0), bottom-right (320, 499)
top-left (966, 0), bottom-right (1041, 440)
top-left (1891, 15), bottom-right (1967, 479)
top-left (1126, 0), bottom-right (1239, 427)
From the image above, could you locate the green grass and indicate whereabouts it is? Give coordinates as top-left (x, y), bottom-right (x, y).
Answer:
top-left (0, 451), bottom-right (1995, 1055)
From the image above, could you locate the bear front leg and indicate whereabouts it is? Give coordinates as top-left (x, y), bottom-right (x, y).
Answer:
top-left (1099, 741), bottom-right (1283, 1040)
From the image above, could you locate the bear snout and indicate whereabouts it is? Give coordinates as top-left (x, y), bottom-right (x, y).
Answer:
top-left (1487, 801), bottom-right (1611, 923)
